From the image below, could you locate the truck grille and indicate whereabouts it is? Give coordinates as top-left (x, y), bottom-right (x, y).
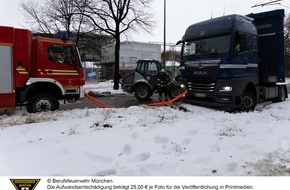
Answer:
top-left (187, 82), bottom-right (215, 93)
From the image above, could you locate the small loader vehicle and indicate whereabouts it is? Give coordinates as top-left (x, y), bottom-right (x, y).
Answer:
top-left (121, 60), bottom-right (182, 101)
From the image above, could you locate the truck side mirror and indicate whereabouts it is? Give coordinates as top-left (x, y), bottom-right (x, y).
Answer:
top-left (176, 40), bottom-right (183, 45)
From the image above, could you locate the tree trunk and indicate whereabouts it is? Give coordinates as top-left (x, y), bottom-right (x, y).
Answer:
top-left (113, 32), bottom-right (120, 90)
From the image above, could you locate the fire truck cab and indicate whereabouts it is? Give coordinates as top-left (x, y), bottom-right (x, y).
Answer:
top-left (0, 26), bottom-right (85, 113)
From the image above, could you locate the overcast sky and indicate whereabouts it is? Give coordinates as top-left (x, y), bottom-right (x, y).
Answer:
top-left (0, 0), bottom-right (289, 44)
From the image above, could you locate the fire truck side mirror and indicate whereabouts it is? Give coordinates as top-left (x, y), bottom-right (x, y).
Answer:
top-left (17, 61), bottom-right (23, 67)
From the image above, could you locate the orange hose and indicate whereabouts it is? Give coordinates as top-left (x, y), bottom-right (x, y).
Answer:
top-left (85, 90), bottom-right (188, 108)
top-left (85, 92), bottom-right (114, 108)
top-left (146, 90), bottom-right (188, 106)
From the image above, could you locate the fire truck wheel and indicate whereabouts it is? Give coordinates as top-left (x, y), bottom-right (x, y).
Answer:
top-left (240, 90), bottom-right (256, 112)
top-left (27, 93), bottom-right (59, 113)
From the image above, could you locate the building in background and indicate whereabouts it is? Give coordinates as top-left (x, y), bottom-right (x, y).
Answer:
top-left (102, 41), bottom-right (161, 70)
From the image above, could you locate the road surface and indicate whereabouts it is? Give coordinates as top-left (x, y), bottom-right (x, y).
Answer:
top-left (60, 93), bottom-right (159, 110)
top-left (61, 83), bottom-right (290, 111)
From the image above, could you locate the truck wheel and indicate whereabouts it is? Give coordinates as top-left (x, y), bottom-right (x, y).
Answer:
top-left (273, 86), bottom-right (286, 102)
top-left (168, 85), bottom-right (182, 100)
top-left (240, 91), bottom-right (256, 112)
top-left (27, 93), bottom-right (59, 113)
top-left (134, 85), bottom-right (152, 101)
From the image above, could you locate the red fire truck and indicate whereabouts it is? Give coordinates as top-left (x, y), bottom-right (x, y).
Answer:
top-left (0, 26), bottom-right (85, 113)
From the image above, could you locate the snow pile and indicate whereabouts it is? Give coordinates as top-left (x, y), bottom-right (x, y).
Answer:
top-left (84, 80), bottom-right (125, 97)
top-left (0, 82), bottom-right (290, 176)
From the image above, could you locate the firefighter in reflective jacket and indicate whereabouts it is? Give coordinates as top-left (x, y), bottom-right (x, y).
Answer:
top-left (157, 69), bottom-right (171, 101)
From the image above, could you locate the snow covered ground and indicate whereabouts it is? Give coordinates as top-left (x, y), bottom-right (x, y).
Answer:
top-left (1, 81), bottom-right (290, 176)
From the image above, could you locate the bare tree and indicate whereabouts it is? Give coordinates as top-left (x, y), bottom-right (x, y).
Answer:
top-left (20, 0), bottom-right (111, 63)
top-left (20, 0), bottom-right (95, 45)
top-left (20, 0), bottom-right (155, 89)
top-left (20, 0), bottom-right (54, 35)
top-left (76, 0), bottom-right (155, 89)
top-left (284, 13), bottom-right (290, 77)
top-left (285, 13), bottom-right (290, 56)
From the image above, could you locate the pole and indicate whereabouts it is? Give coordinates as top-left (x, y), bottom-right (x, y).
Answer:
top-left (163, 0), bottom-right (166, 68)
top-left (252, 0), bottom-right (282, 7)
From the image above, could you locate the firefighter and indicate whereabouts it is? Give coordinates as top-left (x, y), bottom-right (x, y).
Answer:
top-left (234, 34), bottom-right (241, 54)
top-left (157, 69), bottom-right (171, 101)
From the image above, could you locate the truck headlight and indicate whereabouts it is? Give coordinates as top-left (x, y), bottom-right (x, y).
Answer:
top-left (219, 86), bottom-right (232, 92)
top-left (179, 66), bottom-right (186, 70)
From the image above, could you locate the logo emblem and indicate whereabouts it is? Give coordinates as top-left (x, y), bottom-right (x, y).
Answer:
top-left (10, 179), bottom-right (40, 190)
top-left (197, 63), bottom-right (204, 69)
top-left (194, 70), bottom-right (208, 75)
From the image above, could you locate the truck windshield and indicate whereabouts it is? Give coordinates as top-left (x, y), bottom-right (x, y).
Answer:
top-left (182, 35), bottom-right (231, 58)
top-left (48, 44), bottom-right (81, 66)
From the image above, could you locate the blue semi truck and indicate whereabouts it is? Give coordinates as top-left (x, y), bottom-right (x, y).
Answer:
top-left (178, 9), bottom-right (288, 111)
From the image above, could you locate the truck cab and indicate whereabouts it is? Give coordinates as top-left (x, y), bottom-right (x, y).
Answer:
top-left (29, 36), bottom-right (84, 100)
top-left (0, 26), bottom-right (85, 113)
top-left (22, 36), bottom-right (85, 113)
top-left (179, 9), bottom-right (287, 111)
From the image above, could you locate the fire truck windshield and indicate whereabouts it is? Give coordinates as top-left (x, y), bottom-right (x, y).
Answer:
top-left (182, 35), bottom-right (231, 58)
top-left (48, 44), bottom-right (82, 67)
